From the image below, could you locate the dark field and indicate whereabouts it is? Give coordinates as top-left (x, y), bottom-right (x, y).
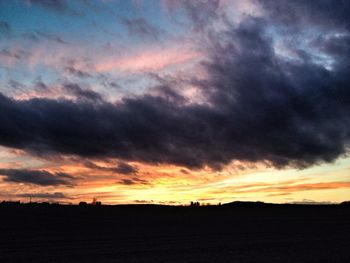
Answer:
top-left (1, 203), bottom-right (350, 262)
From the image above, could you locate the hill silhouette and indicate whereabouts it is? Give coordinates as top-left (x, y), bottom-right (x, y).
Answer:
top-left (0, 201), bottom-right (349, 262)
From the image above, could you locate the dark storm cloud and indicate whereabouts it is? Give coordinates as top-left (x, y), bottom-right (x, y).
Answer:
top-left (257, 0), bottom-right (350, 30)
top-left (198, 17), bottom-right (350, 168)
top-left (0, 1), bottom-right (350, 170)
top-left (0, 92), bottom-right (219, 168)
top-left (0, 169), bottom-right (74, 186)
top-left (122, 18), bottom-right (162, 40)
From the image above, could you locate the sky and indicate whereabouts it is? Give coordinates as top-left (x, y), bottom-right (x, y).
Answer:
top-left (0, 0), bottom-right (350, 205)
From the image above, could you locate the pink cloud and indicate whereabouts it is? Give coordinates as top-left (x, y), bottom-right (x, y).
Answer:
top-left (95, 47), bottom-right (200, 73)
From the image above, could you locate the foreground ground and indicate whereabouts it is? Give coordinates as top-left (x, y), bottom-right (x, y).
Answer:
top-left (0, 203), bottom-right (349, 262)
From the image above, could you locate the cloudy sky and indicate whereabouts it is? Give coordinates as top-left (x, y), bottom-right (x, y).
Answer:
top-left (0, 0), bottom-right (350, 205)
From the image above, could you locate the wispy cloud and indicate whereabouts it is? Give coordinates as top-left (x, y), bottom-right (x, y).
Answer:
top-left (0, 169), bottom-right (74, 186)
top-left (118, 177), bottom-right (148, 185)
top-left (17, 192), bottom-right (69, 199)
top-left (122, 18), bottom-right (163, 40)
top-left (0, 21), bottom-right (11, 37)
top-left (96, 46), bottom-right (199, 73)
top-left (26, 0), bottom-right (69, 13)
top-left (210, 181), bottom-right (350, 196)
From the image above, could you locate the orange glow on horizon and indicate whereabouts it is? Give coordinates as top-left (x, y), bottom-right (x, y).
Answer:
top-left (1, 146), bottom-right (350, 205)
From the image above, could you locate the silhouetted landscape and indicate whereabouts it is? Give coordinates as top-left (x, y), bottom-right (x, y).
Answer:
top-left (1, 201), bottom-right (350, 262)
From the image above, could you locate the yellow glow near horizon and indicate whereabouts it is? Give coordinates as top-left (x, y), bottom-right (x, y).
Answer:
top-left (0, 146), bottom-right (349, 205)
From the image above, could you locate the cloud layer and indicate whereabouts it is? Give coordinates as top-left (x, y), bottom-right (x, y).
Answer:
top-left (0, 0), bottom-right (350, 171)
